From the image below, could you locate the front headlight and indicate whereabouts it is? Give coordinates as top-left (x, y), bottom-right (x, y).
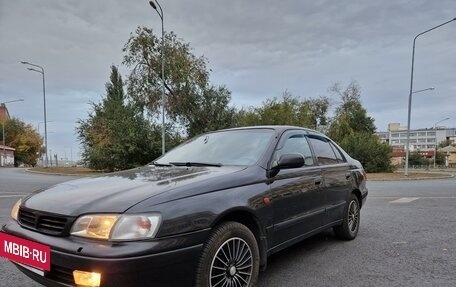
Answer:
top-left (70, 213), bottom-right (161, 241)
top-left (11, 199), bottom-right (22, 221)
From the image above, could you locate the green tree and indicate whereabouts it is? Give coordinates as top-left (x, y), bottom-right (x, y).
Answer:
top-left (236, 92), bottom-right (329, 130)
top-left (339, 133), bottom-right (392, 173)
top-left (1, 117), bottom-right (42, 166)
top-left (185, 86), bottom-right (238, 137)
top-left (328, 81), bottom-right (376, 142)
top-left (435, 152), bottom-right (445, 166)
top-left (438, 139), bottom-right (453, 148)
top-left (77, 66), bottom-right (160, 171)
top-left (122, 26), bottom-right (236, 137)
top-left (408, 152), bottom-right (427, 166)
top-left (328, 81), bottom-right (391, 172)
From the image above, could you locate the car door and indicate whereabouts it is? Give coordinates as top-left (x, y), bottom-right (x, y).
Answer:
top-left (307, 135), bottom-right (352, 225)
top-left (269, 131), bottom-right (325, 248)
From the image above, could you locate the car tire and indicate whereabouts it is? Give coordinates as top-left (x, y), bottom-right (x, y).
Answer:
top-left (334, 193), bottom-right (360, 240)
top-left (194, 221), bottom-right (260, 287)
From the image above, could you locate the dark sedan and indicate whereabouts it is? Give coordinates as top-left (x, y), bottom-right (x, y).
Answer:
top-left (2, 126), bottom-right (367, 287)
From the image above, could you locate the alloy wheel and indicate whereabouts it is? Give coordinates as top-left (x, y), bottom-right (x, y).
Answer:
top-left (209, 237), bottom-right (253, 287)
top-left (348, 199), bottom-right (359, 232)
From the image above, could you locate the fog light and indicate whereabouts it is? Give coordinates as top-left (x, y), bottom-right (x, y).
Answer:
top-left (73, 270), bottom-right (101, 287)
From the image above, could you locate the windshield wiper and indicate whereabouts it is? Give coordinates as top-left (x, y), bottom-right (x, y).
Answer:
top-left (169, 162), bottom-right (223, 167)
top-left (149, 161), bottom-right (173, 167)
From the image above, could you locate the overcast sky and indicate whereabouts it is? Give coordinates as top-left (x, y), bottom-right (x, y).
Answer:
top-left (1, 0), bottom-right (455, 161)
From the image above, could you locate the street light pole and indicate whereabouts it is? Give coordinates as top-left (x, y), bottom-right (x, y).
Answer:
top-left (403, 87), bottom-right (435, 165)
top-left (433, 117), bottom-right (450, 169)
top-left (405, 18), bottom-right (456, 176)
top-left (149, 0), bottom-right (166, 155)
top-left (1, 99), bottom-right (24, 167)
top-left (21, 61), bottom-right (49, 166)
top-left (1, 122), bottom-right (3, 167)
top-left (37, 121), bottom-right (54, 166)
top-left (1, 121), bottom-right (3, 167)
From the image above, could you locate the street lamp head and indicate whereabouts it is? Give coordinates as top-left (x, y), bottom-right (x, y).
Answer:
top-left (412, 87), bottom-right (435, 94)
top-left (26, 67), bottom-right (43, 74)
top-left (434, 117), bottom-right (450, 127)
top-left (20, 61), bottom-right (30, 65)
top-left (149, 1), bottom-right (157, 9)
top-left (1, 99), bottom-right (24, 105)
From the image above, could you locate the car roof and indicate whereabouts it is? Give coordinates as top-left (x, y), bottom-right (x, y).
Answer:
top-left (218, 125), bottom-right (326, 137)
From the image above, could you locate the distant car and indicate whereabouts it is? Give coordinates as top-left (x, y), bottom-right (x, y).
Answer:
top-left (2, 126), bottom-right (367, 287)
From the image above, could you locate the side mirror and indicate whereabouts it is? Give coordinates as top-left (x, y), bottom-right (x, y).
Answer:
top-left (268, 154), bottom-right (305, 178)
top-left (277, 154), bottom-right (305, 169)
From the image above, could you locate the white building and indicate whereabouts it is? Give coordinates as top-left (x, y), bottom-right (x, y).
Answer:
top-left (378, 123), bottom-right (456, 152)
top-left (0, 145), bottom-right (16, 167)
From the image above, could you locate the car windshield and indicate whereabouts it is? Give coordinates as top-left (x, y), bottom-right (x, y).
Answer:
top-left (155, 129), bottom-right (275, 166)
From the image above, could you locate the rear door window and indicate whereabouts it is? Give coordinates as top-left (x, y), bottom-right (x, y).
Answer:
top-left (308, 136), bottom-right (338, 165)
top-left (329, 142), bottom-right (346, 163)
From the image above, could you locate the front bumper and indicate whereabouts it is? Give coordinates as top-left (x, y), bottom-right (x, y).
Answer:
top-left (3, 221), bottom-right (209, 287)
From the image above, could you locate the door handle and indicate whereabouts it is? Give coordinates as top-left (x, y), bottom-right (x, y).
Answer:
top-left (345, 173), bottom-right (351, 180)
top-left (315, 178), bottom-right (322, 186)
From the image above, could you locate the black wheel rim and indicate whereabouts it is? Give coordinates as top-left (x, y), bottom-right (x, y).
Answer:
top-left (348, 200), bottom-right (359, 232)
top-left (210, 237), bottom-right (253, 287)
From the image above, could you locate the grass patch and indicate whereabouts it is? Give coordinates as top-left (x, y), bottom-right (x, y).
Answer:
top-left (30, 167), bottom-right (104, 175)
top-left (367, 172), bottom-right (451, 181)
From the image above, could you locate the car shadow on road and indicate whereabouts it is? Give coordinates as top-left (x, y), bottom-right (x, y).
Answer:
top-left (258, 228), bottom-right (343, 285)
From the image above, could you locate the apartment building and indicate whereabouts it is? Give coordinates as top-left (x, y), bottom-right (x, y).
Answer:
top-left (378, 123), bottom-right (456, 152)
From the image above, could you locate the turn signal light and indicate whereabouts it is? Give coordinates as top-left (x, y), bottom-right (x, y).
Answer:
top-left (73, 270), bottom-right (101, 287)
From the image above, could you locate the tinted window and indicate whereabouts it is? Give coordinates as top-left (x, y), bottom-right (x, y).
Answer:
top-left (276, 133), bottom-right (314, 166)
top-left (308, 137), bottom-right (338, 165)
top-left (330, 142), bottom-right (346, 163)
top-left (156, 129), bottom-right (274, 166)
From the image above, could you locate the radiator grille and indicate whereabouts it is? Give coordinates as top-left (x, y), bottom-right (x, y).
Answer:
top-left (18, 208), bottom-right (73, 236)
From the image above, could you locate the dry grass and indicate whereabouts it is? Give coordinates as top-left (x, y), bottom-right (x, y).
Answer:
top-left (30, 167), bottom-right (104, 175)
top-left (367, 172), bottom-right (452, 181)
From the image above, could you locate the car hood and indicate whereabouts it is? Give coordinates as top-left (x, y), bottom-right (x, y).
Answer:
top-left (22, 165), bottom-right (250, 216)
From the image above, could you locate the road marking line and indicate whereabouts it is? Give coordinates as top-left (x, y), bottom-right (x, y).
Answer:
top-left (371, 196), bottom-right (456, 199)
top-left (0, 195), bottom-right (23, 198)
top-left (416, 196), bottom-right (456, 199)
top-left (390, 197), bottom-right (420, 203)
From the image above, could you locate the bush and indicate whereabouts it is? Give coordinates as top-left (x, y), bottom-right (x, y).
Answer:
top-left (339, 133), bottom-right (392, 173)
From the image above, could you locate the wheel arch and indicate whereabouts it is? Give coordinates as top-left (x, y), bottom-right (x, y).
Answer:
top-left (212, 208), bottom-right (268, 269)
top-left (352, 188), bottom-right (363, 208)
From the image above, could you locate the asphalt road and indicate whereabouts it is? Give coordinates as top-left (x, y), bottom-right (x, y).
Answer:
top-left (0, 168), bottom-right (79, 287)
top-left (0, 168), bottom-right (455, 287)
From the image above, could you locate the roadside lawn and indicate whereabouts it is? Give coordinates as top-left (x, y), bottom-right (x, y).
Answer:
top-left (367, 171), bottom-right (453, 181)
top-left (30, 167), bottom-right (104, 175)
